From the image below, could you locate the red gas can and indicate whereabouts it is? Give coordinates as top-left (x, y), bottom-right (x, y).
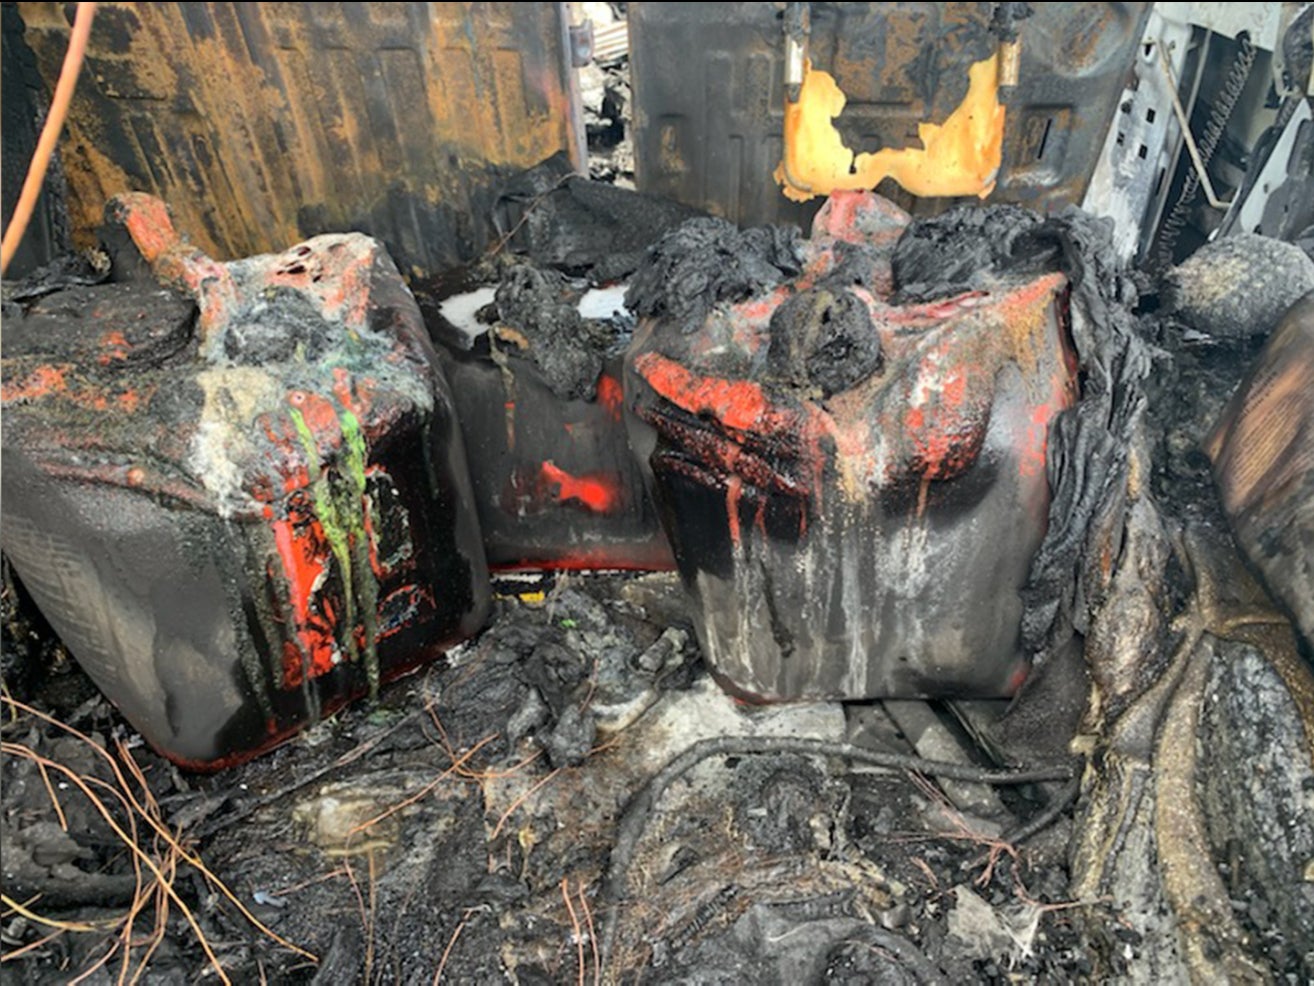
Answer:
top-left (2, 195), bottom-right (490, 768)
top-left (625, 193), bottom-right (1078, 701)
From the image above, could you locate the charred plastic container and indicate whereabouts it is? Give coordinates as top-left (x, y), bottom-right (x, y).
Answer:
top-left (625, 193), bottom-right (1078, 701)
top-left (1208, 289), bottom-right (1314, 649)
top-left (429, 267), bottom-right (674, 571)
top-left (1, 194), bottom-right (490, 768)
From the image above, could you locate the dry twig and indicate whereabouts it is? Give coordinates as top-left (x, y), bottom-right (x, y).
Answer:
top-left (1, 695), bottom-right (319, 981)
top-left (491, 769), bottom-right (563, 840)
top-left (562, 877), bottom-right (585, 986)
top-left (578, 881), bottom-right (600, 986)
top-left (433, 910), bottom-right (471, 985)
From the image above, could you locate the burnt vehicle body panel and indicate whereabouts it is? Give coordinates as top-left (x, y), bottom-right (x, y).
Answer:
top-left (629, 2), bottom-right (1150, 226)
top-left (13, 1), bottom-right (583, 279)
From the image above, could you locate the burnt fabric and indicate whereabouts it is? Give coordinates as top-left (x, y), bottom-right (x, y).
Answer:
top-left (491, 152), bottom-right (705, 284)
top-left (626, 217), bottom-right (805, 335)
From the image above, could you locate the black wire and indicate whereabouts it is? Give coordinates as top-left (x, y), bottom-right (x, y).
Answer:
top-left (962, 774), bottom-right (1082, 873)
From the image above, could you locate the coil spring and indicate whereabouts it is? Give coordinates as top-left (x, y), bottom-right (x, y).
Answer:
top-left (1153, 31), bottom-right (1257, 271)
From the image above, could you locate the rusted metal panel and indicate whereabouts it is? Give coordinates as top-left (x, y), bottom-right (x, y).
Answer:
top-left (629, 2), bottom-right (1150, 226)
top-left (16, 2), bottom-right (583, 277)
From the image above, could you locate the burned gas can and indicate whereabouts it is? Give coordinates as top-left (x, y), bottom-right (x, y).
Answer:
top-left (1, 194), bottom-right (490, 768)
top-left (428, 268), bottom-right (674, 571)
top-left (624, 193), bottom-right (1078, 701)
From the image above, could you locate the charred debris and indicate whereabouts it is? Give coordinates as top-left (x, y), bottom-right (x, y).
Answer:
top-left (3, 5), bottom-right (1314, 981)
top-left (4, 164), bottom-right (1313, 983)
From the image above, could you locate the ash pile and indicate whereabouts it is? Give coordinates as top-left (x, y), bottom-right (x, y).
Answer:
top-left (4, 180), bottom-right (1314, 986)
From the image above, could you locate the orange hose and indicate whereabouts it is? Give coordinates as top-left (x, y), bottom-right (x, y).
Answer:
top-left (0, 1), bottom-right (97, 277)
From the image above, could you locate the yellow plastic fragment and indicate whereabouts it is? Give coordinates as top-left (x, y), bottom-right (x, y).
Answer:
top-left (775, 53), bottom-right (1006, 201)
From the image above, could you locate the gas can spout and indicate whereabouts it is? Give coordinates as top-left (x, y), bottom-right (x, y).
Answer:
top-left (106, 193), bottom-right (236, 358)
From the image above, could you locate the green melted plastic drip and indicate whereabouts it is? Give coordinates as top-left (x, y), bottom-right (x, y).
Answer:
top-left (338, 410), bottom-right (379, 699)
top-left (289, 403), bottom-right (380, 700)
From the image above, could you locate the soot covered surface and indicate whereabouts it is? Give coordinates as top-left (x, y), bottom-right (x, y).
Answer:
top-left (624, 193), bottom-right (1149, 703)
top-left (1, 572), bottom-right (1093, 984)
top-left (5, 195), bottom-right (1314, 983)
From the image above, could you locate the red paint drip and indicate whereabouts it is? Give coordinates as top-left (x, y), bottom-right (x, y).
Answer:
top-left (269, 511), bottom-right (338, 688)
top-left (725, 475), bottom-right (743, 546)
top-left (596, 373), bottom-right (624, 421)
top-left (540, 460), bottom-right (621, 513)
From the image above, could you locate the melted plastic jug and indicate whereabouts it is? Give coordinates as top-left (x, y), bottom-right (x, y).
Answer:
top-left (2, 195), bottom-right (490, 768)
